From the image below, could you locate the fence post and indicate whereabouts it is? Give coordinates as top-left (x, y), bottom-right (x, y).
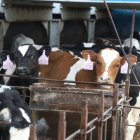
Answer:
top-left (98, 91), bottom-right (104, 140)
top-left (122, 79), bottom-right (130, 140)
top-left (80, 101), bottom-right (88, 140)
top-left (29, 125), bottom-right (37, 140)
top-left (58, 111), bottom-right (66, 140)
top-left (111, 84), bottom-right (118, 140)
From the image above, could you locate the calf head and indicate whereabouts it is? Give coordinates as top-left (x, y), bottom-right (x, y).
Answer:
top-left (0, 45), bottom-right (51, 78)
top-left (82, 48), bottom-right (137, 84)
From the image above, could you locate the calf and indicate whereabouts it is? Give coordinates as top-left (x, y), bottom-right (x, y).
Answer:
top-left (63, 43), bottom-right (140, 140)
top-left (0, 44), bottom-right (51, 104)
top-left (39, 47), bottom-right (136, 88)
top-left (0, 85), bottom-right (49, 140)
top-left (95, 38), bottom-right (115, 46)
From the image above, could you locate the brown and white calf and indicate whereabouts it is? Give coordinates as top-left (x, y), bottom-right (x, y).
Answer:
top-left (95, 38), bottom-right (115, 46)
top-left (39, 48), bottom-right (137, 88)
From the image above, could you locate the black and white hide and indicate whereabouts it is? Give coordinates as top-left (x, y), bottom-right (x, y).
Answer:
top-left (0, 85), bottom-right (49, 140)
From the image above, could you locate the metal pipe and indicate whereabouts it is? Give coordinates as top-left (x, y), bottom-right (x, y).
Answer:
top-left (119, 105), bottom-right (140, 109)
top-left (127, 9), bottom-right (136, 79)
top-left (58, 111), bottom-right (66, 140)
top-left (111, 84), bottom-right (118, 140)
top-left (98, 91), bottom-right (104, 140)
top-left (103, 0), bottom-right (139, 85)
top-left (80, 101), bottom-right (88, 140)
top-left (103, 121), bottom-right (107, 140)
top-left (82, 126), bottom-right (96, 134)
top-left (1, 73), bottom-right (140, 87)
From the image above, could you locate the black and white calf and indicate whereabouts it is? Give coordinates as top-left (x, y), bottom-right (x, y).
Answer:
top-left (0, 36), bottom-right (51, 104)
top-left (0, 85), bottom-right (32, 140)
top-left (0, 85), bottom-right (49, 140)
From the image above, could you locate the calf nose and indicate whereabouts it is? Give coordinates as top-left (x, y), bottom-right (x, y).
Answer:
top-left (17, 67), bottom-right (27, 73)
top-left (100, 77), bottom-right (110, 81)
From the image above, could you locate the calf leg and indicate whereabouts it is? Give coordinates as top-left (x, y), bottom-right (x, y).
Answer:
top-left (126, 93), bottom-right (140, 140)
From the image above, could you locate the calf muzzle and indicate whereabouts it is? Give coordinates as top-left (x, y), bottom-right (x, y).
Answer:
top-left (100, 77), bottom-right (111, 83)
top-left (16, 66), bottom-right (30, 78)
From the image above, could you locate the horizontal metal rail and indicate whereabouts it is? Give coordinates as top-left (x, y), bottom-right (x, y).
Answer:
top-left (1, 73), bottom-right (140, 88)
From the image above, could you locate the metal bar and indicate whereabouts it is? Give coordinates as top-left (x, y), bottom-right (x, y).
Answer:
top-left (116, 112), bottom-right (119, 140)
top-left (11, 86), bottom-right (29, 89)
top-left (127, 125), bottom-right (140, 126)
top-left (48, 20), bottom-right (51, 46)
top-left (103, 0), bottom-right (139, 85)
top-left (58, 111), bottom-right (66, 140)
top-left (119, 105), bottom-right (140, 109)
top-left (90, 130), bottom-right (92, 140)
top-left (80, 101), bottom-right (88, 140)
top-left (29, 125), bottom-right (37, 140)
top-left (102, 115), bottom-right (111, 122)
top-left (111, 84), bottom-right (118, 140)
top-left (93, 19), bottom-right (96, 43)
top-left (98, 91), bottom-right (104, 140)
top-left (58, 19), bottom-right (61, 45)
top-left (127, 9), bottom-right (136, 79)
top-left (0, 20), bottom-right (4, 52)
top-left (125, 79), bottom-right (130, 100)
top-left (103, 120), bottom-right (107, 140)
top-left (82, 126), bottom-right (96, 134)
top-left (87, 19), bottom-right (90, 42)
top-left (22, 89), bottom-right (26, 101)
top-left (122, 79), bottom-right (130, 140)
top-left (0, 73), bottom-right (140, 87)
top-left (65, 130), bottom-right (80, 140)
top-left (119, 110), bottom-right (123, 140)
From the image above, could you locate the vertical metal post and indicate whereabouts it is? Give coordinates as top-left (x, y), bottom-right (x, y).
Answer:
top-left (111, 84), bottom-right (118, 140)
top-left (122, 79), bottom-right (130, 140)
top-left (93, 19), bottom-right (96, 42)
top-left (103, 121), bottom-right (107, 140)
top-left (0, 20), bottom-right (4, 52)
top-left (48, 20), bottom-right (51, 46)
top-left (119, 110), bottom-right (123, 140)
top-left (80, 101), bottom-right (88, 140)
top-left (22, 89), bottom-right (26, 102)
top-left (58, 111), bottom-right (66, 140)
top-left (86, 19), bottom-right (90, 42)
top-left (127, 9), bottom-right (136, 80)
top-left (29, 125), bottom-right (37, 140)
top-left (90, 130), bottom-right (92, 140)
top-left (116, 112), bottom-right (119, 140)
top-left (98, 91), bottom-right (104, 140)
top-left (122, 10), bottom-right (135, 140)
top-left (58, 19), bottom-right (61, 45)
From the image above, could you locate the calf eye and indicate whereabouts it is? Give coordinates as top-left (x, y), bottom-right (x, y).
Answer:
top-left (116, 64), bottom-right (119, 68)
top-left (29, 55), bottom-right (35, 59)
top-left (97, 61), bottom-right (99, 65)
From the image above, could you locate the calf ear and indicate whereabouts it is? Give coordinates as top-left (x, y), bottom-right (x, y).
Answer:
top-left (82, 50), bottom-right (97, 61)
top-left (0, 50), bottom-right (15, 61)
top-left (120, 55), bottom-right (137, 66)
top-left (37, 45), bottom-right (51, 57)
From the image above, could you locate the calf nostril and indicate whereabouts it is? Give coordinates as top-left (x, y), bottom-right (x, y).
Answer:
top-left (17, 67), bottom-right (27, 73)
top-left (100, 77), bottom-right (103, 80)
